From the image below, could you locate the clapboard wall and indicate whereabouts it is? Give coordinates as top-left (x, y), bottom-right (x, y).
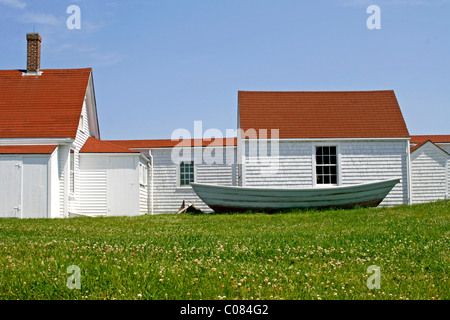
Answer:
top-left (146, 147), bottom-right (237, 214)
top-left (411, 142), bottom-right (449, 204)
top-left (68, 99), bottom-right (91, 216)
top-left (78, 154), bottom-right (147, 216)
top-left (243, 140), bottom-right (409, 206)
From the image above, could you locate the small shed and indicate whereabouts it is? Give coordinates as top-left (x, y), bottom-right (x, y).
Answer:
top-left (77, 137), bottom-right (150, 217)
top-left (410, 136), bottom-right (450, 204)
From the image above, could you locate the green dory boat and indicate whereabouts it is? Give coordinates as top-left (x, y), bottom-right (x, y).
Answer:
top-left (190, 178), bottom-right (400, 213)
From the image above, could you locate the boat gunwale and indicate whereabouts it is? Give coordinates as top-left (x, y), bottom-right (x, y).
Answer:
top-left (190, 178), bottom-right (401, 193)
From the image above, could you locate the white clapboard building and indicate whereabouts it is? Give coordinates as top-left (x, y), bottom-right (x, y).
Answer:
top-left (410, 136), bottom-right (450, 204)
top-left (0, 34), bottom-right (448, 218)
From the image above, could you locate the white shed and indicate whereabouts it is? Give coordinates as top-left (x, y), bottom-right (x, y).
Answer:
top-left (77, 137), bottom-right (150, 217)
top-left (410, 137), bottom-right (450, 204)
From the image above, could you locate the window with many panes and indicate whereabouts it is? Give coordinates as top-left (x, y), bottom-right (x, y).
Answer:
top-left (315, 146), bottom-right (337, 185)
top-left (180, 161), bottom-right (194, 186)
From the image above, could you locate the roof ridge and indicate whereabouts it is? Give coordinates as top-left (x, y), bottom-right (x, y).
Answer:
top-left (0, 67), bottom-right (92, 72)
top-left (410, 140), bottom-right (450, 155)
top-left (238, 90), bottom-right (394, 93)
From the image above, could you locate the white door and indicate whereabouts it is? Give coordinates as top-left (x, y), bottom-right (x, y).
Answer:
top-left (22, 157), bottom-right (48, 218)
top-left (107, 156), bottom-right (138, 216)
top-left (0, 157), bottom-right (22, 218)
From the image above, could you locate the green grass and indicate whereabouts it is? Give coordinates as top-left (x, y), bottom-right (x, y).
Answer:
top-left (0, 201), bottom-right (448, 300)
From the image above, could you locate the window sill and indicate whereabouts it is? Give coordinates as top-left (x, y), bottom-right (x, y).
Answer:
top-left (314, 184), bottom-right (339, 188)
top-left (177, 185), bottom-right (193, 190)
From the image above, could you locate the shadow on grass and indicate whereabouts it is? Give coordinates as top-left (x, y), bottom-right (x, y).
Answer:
top-left (184, 204), bottom-right (373, 216)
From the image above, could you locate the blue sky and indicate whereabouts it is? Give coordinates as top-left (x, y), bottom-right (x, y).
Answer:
top-left (0, 0), bottom-right (448, 139)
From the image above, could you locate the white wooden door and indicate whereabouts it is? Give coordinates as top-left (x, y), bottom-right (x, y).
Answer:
top-left (22, 157), bottom-right (48, 218)
top-left (0, 157), bottom-right (22, 218)
top-left (107, 156), bottom-right (138, 216)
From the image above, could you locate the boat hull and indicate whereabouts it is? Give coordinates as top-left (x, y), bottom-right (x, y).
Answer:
top-left (190, 178), bottom-right (400, 213)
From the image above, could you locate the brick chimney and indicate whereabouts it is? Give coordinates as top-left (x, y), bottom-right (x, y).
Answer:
top-left (26, 33), bottom-right (42, 74)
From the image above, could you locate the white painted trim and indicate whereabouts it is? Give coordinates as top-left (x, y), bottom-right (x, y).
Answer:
top-left (176, 160), bottom-right (196, 189)
top-left (406, 140), bottom-right (412, 205)
top-left (243, 137), bottom-right (410, 142)
top-left (445, 156), bottom-right (449, 200)
top-left (411, 141), bottom-right (450, 157)
top-left (0, 153), bottom-right (55, 156)
top-left (0, 138), bottom-right (74, 145)
top-left (47, 149), bottom-right (56, 219)
top-left (85, 72), bottom-right (101, 139)
top-left (81, 152), bottom-right (157, 163)
top-left (311, 145), bottom-right (315, 188)
top-left (145, 146), bottom-right (237, 151)
top-left (19, 156), bottom-right (23, 219)
top-left (148, 150), bottom-right (154, 215)
top-left (22, 71), bottom-right (43, 76)
top-left (63, 145), bottom-right (69, 218)
top-left (312, 143), bottom-right (340, 187)
top-left (80, 152), bottom-right (142, 156)
top-left (69, 150), bottom-right (75, 197)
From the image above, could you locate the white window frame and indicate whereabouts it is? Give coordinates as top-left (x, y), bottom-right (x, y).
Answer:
top-left (177, 161), bottom-right (196, 188)
top-left (312, 144), bottom-right (340, 187)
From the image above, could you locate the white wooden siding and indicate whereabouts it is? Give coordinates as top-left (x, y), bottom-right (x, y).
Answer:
top-left (244, 141), bottom-right (313, 188)
top-left (339, 141), bottom-right (407, 206)
top-left (79, 154), bottom-right (144, 217)
top-left (69, 99), bottom-right (91, 215)
top-left (196, 164), bottom-right (235, 185)
top-left (48, 149), bottom-right (60, 218)
top-left (139, 158), bottom-right (149, 215)
top-left (79, 170), bottom-right (107, 216)
top-left (436, 143), bottom-right (450, 155)
top-left (243, 140), bottom-right (408, 206)
top-left (140, 185), bottom-right (148, 215)
top-left (72, 99), bottom-right (91, 151)
top-left (149, 147), bottom-right (236, 214)
top-left (411, 143), bottom-right (448, 204)
top-left (58, 145), bottom-right (70, 217)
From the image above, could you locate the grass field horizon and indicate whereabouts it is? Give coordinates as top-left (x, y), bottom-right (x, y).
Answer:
top-left (0, 200), bottom-right (448, 300)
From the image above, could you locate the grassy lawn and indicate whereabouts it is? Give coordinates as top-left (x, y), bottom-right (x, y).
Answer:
top-left (0, 200), bottom-right (448, 300)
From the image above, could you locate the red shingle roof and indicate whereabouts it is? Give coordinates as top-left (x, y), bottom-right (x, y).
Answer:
top-left (0, 145), bottom-right (57, 154)
top-left (105, 138), bottom-right (238, 149)
top-left (410, 135), bottom-right (450, 152)
top-left (80, 137), bottom-right (140, 154)
top-left (238, 90), bottom-right (410, 139)
top-left (410, 135), bottom-right (450, 144)
top-left (0, 68), bottom-right (91, 139)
